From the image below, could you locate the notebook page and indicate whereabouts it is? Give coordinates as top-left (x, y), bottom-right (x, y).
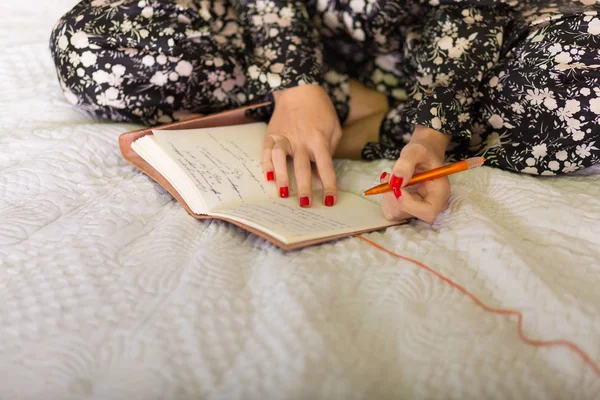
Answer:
top-left (152, 122), bottom-right (275, 210)
top-left (209, 191), bottom-right (400, 244)
top-left (152, 122), bottom-right (322, 211)
top-left (132, 135), bottom-right (209, 214)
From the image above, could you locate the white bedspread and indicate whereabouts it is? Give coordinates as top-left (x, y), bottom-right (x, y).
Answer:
top-left (1, 1), bottom-right (599, 399)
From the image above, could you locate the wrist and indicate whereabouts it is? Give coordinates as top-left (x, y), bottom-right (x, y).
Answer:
top-left (272, 83), bottom-right (323, 102)
top-left (410, 124), bottom-right (450, 159)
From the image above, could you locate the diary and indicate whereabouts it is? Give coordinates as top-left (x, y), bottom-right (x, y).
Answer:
top-left (119, 104), bottom-right (405, 250)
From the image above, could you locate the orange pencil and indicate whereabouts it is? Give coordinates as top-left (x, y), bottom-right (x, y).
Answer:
top-left (363, 156), bottom-right (485, 195)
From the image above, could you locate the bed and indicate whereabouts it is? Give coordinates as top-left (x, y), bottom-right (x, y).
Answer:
top-left (1, 1), bottom-right (599, 399)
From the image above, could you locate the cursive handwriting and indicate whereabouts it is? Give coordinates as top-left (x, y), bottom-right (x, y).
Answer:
top-left (153, 123), bottom-right (273, 210)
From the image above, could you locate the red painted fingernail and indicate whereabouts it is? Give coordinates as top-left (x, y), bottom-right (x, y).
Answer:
top-left (325, 195), bottom-right (334, 207)
top-left (393, 187), bottom-right (401, 199)
top-left (279, 186), bottom-right (289, 198)
top-left (379, 171), bottom-right (388, 181)
top-left (389, 174), bottom-right (403, 189)
top-left (266, 171), bottom-right (274, 181)
top-left (300, 196), bottom-right (309, 207)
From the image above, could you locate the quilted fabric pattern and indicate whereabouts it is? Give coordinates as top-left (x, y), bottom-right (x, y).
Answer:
top-left (0, 1), bottom-right (599, 399)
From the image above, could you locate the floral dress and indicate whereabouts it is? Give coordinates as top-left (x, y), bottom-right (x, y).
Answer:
top-left (50, 0), bottom-right (600, 175)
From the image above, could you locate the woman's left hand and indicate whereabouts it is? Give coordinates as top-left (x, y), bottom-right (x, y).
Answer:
top-left (264, 84), bottom-right (342, 207)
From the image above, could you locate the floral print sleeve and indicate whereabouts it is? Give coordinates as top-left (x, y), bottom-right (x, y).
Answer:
top-left (405, 1), bottom-right (516, 140)
top-left (233, 1), bottom-right (324, 100)
top-left (50, 0), bottom-right (600, 175)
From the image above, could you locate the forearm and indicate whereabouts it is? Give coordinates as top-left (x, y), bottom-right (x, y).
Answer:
top-left (406, 3), bottom-right (514, 140)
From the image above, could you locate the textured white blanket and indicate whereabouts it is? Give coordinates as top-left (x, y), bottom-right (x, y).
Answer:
top-left (1, 1), bottom-right (599, 399)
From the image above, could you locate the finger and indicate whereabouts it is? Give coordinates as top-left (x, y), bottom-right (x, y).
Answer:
top-left (390, 143), bottom-right (428, 190)
top-left (272, 143), bottom-right (290, 198)
top-left (381, 191), bottom-right (422, 221)
top-left (293, 149), bottom-right (313, 207)
top-left (379, 171), bottom-right (390, 184)
top-left (313, 147), bottom-right (337, 206)
top-left (262, 136), bottom-right (275, 182)
top-left (381, 193), bottom-right (407, 221)
top-left (329, 124), bottom-right (343, 151)
top-left (396, 185), bottom-right (447, 223)
top-left (416, 178), bottom-right (451, 213)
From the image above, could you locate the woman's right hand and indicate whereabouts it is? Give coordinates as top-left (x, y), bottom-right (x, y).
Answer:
top-left (380, 125), bottom-right (452, 223)
top-left (263, 84), bottom-right (342, 208)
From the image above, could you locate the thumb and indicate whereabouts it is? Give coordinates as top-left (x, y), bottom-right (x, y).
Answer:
top-left (390, 143), bottom-right (427, 190)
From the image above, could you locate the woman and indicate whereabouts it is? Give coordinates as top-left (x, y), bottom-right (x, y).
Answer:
top-left (50, 0), bottom-right (600, 223)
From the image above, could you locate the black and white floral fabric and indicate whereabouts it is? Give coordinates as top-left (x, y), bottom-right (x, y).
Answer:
top-left (50, 0), bottom-right (600, 175)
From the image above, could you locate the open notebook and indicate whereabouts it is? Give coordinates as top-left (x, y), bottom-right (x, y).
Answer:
top-left (119, 104), bottom-right (405, 250)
